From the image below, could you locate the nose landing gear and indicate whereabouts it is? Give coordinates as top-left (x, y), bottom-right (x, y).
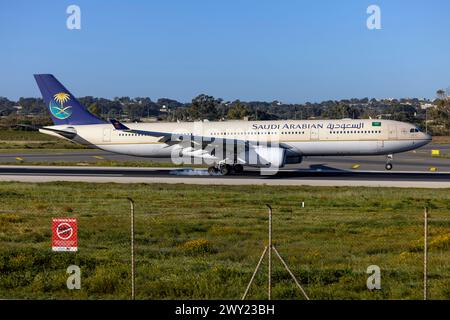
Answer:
top-left (385, 154), bottom-right (393, 171)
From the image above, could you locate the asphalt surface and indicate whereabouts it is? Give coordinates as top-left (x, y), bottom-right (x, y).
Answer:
top-left (0, 144), bottom-right (448, 187)
top-left (0, 165), bottom-right (449, 188)
top-left (0, 143), bottom-right (449, 172)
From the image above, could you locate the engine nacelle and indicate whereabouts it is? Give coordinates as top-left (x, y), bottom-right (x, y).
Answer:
top-left (284, 148), bottom-right (303, 164)
top-left (238, 146), bottom-right (286, 168)
top-left (285, 155), bottom-right (303, 164)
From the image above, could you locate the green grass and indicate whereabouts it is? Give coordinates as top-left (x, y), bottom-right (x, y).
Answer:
top-left (0, 130), bottom-right (54, 141)
top-left (432, 136), bottom-right (450, 144)
top-left (432, 154), bottom-right (450, 159)
top-left (0, 142), bottom-right (86, 150)
top-left (0, 160), bottom-right (205, 168)
top-left (0, 149), bottom-right (96, 154)
top-left (0, 182), bottom-right (449, 300)
top-left (0, 130), bottom-right (85, 149)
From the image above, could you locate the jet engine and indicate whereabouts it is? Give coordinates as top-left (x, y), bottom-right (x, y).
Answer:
top-left (238, 145), bottom-right (287, 168)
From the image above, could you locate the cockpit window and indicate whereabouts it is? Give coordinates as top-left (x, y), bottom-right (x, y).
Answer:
top-left (410, 128), bottom-right (420, 133)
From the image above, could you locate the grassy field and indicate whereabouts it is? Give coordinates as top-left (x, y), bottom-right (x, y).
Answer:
top-left (0, 159), bottom-right (205, 168)
top-left (0, 130), bottom-right (57, 141)
top-left (432, 136), bottom-right (450, 144)
top-left (0, 160), bottom-right (204, 168)
top-left (432, 154), bottom-right (450, 159)
top-left (0, 130), bottom-right (85, 150)
top-left (0, 182), bottom-right (449, 300)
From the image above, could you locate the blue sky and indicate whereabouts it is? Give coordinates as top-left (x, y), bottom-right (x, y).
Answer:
top-left (1, 0), bottom-right (449, 103)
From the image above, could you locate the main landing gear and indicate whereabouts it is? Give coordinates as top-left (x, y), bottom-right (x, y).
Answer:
top-left (385, 154), bottom-right (393, 171)
top-left (208, 163), bottom-right (244, 176)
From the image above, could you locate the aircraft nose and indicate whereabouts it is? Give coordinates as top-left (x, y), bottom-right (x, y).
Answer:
top-left (419, 132), bottom-right (432, 147)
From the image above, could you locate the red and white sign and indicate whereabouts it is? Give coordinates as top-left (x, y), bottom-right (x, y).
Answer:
top-left (52, 218), bottom-right (78, 252)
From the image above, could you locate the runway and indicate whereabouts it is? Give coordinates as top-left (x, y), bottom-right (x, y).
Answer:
top-left (0, 165), bottom-right (449, 188)
top-left (0, 143), bottom-right (448, 187)
top-left (0, 143), bottom-right (449, 172)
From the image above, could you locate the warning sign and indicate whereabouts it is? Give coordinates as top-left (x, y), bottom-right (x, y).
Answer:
top-left (52, 218), bottom-right (78, 252)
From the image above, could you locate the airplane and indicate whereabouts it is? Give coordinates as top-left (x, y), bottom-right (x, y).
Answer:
top-left (34, 74), bottom-right (432, 175)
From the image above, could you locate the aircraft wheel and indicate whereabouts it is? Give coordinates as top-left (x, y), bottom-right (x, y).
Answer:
top-left (220, 164), bottom-right (231, 176)
top-left (233, 164), bottom-right (244, 174)
top-left (385, 163), bottom-right (393, 171)
top-left (208, 166), bottom-right (217, 175)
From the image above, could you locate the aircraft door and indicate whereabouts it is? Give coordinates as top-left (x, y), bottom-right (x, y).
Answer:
top-left (103, 128), bottom-right (111, 142)
top-left (388, 125), bottom-right (397, 140)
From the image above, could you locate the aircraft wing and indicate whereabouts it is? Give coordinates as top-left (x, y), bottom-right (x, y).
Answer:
top-left (110, 119), bottom-right (172, 141)
top-left (109, 119), bottom-right (289, 148)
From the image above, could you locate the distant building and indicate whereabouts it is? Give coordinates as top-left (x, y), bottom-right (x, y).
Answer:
top-left (13, 105), bottom-right (22, 114)
top-left (140, 117), bottom-right (159, 122)
top-left (377, 114), bottom-right (392, 119)
top-left (271, 100), bottom-right (282, 106)
top-left (420, 103), bottom-right (436, 110)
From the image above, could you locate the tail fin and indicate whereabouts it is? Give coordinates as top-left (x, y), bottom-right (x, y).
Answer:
top-left (34, 74), bottom-right (106, 125)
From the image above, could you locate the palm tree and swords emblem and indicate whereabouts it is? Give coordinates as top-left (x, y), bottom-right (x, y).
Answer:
top-left (50, 92), bottom-right (73, 119)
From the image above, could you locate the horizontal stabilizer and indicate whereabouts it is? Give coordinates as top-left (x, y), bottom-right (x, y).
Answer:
top-left (39, 126), bottom-right (77, 139)
top-left (110, 119), bottom-right (129, 131)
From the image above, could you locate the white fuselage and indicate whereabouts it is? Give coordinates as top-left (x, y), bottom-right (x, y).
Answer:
top-left (40, 119), bottom-right (431, 162)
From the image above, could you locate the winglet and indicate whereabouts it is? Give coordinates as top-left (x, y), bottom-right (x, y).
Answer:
top-left (110, 119), bottom-right (129, 130)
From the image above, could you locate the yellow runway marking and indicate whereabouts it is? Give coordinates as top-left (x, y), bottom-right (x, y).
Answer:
top-left (93, 156), bottom-right (104, 160)
top-left (431, 150), bottom-right (440, 156)
top-left (429, 167), bottom-right (438, 172)
top-left (15, 157), bottom-right (23, 161)
top-left (351, 164), bottom-right (360, 169)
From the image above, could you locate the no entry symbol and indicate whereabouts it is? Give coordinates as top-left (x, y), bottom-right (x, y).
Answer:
top-left (52, 218), bottom-right (78, 252)
top-left (56, 222), bottom-right (73, 240)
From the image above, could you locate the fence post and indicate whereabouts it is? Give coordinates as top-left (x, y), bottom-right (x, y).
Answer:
top-left (242, 204), bottom-right (309, 300)
top-left (424, 207), bottom-right (428, 301)
top-left (267, 204), bottom-right (272, 300)
top-left (241, 246), bottom-right (268, 300)
top-left (127, 198), bottom-right (135, 300)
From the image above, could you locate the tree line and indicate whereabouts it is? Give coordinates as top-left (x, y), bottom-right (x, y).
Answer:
top-left (0, 91), bottom-right (449, 135)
